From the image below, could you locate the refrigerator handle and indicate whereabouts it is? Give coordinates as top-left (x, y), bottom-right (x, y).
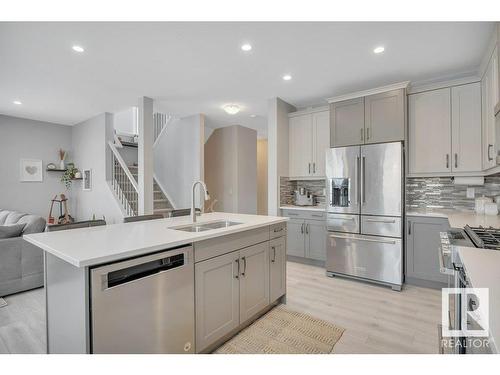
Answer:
top-left (361, 155), bottom-right (366, 205)
top-left (355, 156), bottom-right (360, 205)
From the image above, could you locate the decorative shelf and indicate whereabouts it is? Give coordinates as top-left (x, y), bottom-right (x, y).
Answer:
top-left (46, 168), bottom-right (68, 172)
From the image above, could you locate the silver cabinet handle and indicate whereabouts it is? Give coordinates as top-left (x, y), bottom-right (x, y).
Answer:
top-left (366, 128), bottom-right (370, 141)
top-left (273, 227), bottom-right (284, 233)
top-left (305, 223), bottom-right (309, 234)
top-left (313, 162), bottom-right (316, 174)
top-left (271, 246), bottom-right (276, 263)
top-left (241, 256), bottom-right (247, 276)
top-left (454, 153), bottom-right (458, 168)
top-left (301, 223), bottom-right (304, 233)
top-left (308, 163), bottom-right (311, 174)
top-left (311, 214), bottom-right (323, 218)
top-left (328, 216), bottom-right (355, 221)
top-left (287, 212), bottom-right (299, 216)
top-left (355, 156), bottom-right (360, 205)
top-left (328, 234), bottom-right (396, 245)
top-left (446, 154), bottom-right (449, 169)
top-left (488, 144), bottom-right (494, 161)
top-left (235, 259), bottom-right (240, 279)
top-left (365, 218), bottom-right (396, 224)
top-left (360, 128), bottom-right (364, 142)
top-left (408, 221), bottom-right (411, 235)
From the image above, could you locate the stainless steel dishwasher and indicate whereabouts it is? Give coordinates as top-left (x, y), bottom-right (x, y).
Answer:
top-left (90, 245), bottom-right (194, 354)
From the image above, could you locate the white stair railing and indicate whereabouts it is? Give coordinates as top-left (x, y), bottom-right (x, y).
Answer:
top-left (153, 112), bottom-right (172, 144)
top-left (108, 141), bottom-right (139, 217)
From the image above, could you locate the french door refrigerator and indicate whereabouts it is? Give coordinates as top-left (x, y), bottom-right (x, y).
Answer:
top-left (325, 141), bottom-right (403, 290)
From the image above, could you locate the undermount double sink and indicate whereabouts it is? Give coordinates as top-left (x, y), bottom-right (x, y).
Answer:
top-left (172, 220), bottom-right (242, 233)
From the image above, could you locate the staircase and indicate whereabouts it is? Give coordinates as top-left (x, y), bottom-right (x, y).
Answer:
top-left (127, 165), bottom-right (174, 217)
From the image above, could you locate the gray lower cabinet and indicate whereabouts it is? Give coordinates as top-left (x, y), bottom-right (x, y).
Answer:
top-left (269, 236), bottom-right (286, 302)
top-left (283, 211), bottom-right (326, 261)
top-left (195, 251), bottom-right (240, 352)
top-left (306, 220), bottom-right (327, 261)
top-left (287, 218), bottom-right (306, 257)
top-left (239, 243), bottom-right (270, 323)
top-left (195, 225), bottom-right (286, 353)
top-left (406, 216), bottom-right (450, 285)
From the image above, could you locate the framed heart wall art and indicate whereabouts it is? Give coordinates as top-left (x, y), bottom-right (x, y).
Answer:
top-left (20, 159), bottom-right (43, 182)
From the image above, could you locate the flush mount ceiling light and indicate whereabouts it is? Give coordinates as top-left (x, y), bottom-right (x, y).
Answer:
top-left (223, 104), bottom-right (241, 115)
top-left (373, 46), bottom-right (385, 54)
top-left (13, 100), bottom-right (22, 105)
top-left (250, 114), bottom-right (257, 118)
top-left (282, 74), bottom-right (292, 81)
top-left (72, 45), bottom-right (85, 53)
top-left (241, 43), bottom-right (252, 52)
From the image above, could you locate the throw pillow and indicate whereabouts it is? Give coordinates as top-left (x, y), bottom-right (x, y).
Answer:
top-left (0, 223), bottom-right (27, 239)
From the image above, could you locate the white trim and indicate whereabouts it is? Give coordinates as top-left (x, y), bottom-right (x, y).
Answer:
top-left (113, 133), bottom-right (123, 148)
top-left (407, 74), bottom-right (481, 95)
top-left (288, 105), bottom-right (329, 118)
top-left (153, 115), bottom-right (172, 148)
top-left (326, 81), bottom-right (410, 103)
top-left (478, 25), bottom-right (498, 79)
top-left (108, 141), bottom-right (139, 191)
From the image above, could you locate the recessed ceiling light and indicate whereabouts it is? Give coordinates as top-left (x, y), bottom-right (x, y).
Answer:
top-left (223, 104), bottom-right (240, 115)
top-left (373, 46), bottom-right (385, 54)
top-left (13, 100), bottom-right (22, 105)
top-left (241, 44), bottom-right (252, 52)
top-left (72, 45), bottom-right (85, 53)
top-left (282, 74), bottom-right (292, 81)
top-left (250, 114), bottom-right (257, 118)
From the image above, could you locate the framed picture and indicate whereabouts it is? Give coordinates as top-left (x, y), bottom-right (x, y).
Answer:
top-left (20, 159), bottom-right (43, 182)
top-left (83, 169), bottom-right (92, 191)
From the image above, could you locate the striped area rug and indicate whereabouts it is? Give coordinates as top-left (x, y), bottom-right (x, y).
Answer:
top-left (0, 298), bottom-right (7, 308)
top-left (214, 305), bottom-right (344, 354)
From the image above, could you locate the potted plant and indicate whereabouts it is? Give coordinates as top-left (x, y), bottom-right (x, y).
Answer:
top-left (61, 165), bottom-right (79, 189)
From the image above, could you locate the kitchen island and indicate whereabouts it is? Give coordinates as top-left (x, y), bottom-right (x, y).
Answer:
top-left (24, 212), bottom-right (288, 354)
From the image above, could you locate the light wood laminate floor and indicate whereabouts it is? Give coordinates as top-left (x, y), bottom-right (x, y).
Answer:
top-left (0, 261), bottom-right (442, 354)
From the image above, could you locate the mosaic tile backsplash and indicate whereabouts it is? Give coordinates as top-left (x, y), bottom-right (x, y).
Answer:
top-left (280, 177), bottom-right (326, 206)
top-left (406, 177), bottom-right (500, 211)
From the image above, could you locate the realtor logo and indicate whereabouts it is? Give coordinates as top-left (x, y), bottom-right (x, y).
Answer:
top-left (442, 288), bottom-right (489, 337)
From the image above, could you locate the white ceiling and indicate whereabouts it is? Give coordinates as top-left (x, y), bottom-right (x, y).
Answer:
top-left (0, 22), bottom-right (494, 137)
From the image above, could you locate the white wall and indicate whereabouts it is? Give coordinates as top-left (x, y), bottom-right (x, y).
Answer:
top-left (114, 107), bottom-right (138, 136)
top-left (204, 125), bottom-right (257, 214)
top-left (154, 114), bottom-right (205, 208)
top-left (72, 113), bottom-right (123, 224)
top-left (267, 98), bottom-right (296, 215)
top-left (257, 139), bottom-right (268, 215)
top-left (0, 115), bottom-right (73, 218)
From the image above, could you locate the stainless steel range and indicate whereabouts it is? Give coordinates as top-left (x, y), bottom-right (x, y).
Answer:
top-left (439, 225), bottom-right (496, 354)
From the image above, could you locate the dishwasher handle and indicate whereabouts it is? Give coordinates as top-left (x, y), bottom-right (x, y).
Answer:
top-left (105, 253), bottom-right (186, 289)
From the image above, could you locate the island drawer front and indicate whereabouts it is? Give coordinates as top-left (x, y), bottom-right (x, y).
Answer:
top-left (194, 226), bottom-right (270, 263)
top-left (270, 222), bottom-right (287, 239)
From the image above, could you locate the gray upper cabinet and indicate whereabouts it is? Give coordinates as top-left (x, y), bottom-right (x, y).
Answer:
top-left (364, 89), bottom-right (405, 144)
top-left (269, 236), bottom-right (286, 302)
top-left (239, 243), bottom-right (270, 324)
top-left (195, 250), bottom-right (240, 352)
top-left (330, 97), bottom-right (365, 147)
top-left (406, 216), bottom-right (449, 285)
top-left (330, 88), bottom-right (405, 147)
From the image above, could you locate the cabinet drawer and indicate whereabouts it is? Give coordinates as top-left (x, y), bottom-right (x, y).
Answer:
top-left (361, 216), bottom-right (401, 238)
top-left (270, 222), bottom-right (287, 239)
top-left (306, 211), bottom-right (325, 220)
top-left (326, 213), bottom-right (359, 233)
top-left (281, 209), bottom-right (325, 220)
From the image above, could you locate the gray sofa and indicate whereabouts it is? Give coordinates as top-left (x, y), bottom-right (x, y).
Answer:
top-left (0, 209), bottom-right (46, 297)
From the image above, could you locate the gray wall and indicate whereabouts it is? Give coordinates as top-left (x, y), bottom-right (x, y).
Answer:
top-left (0, 115), bottom-right (73, 218)
top-left (71, 113), bottom-right (123, 223)
top-left (205, 125), bottom-right (257, 214)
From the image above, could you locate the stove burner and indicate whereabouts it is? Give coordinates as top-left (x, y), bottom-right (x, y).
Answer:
top-left (464, 225), bottom-right (500, 250)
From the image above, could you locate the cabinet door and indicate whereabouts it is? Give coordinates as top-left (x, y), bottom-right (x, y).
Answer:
top-left (408, 88), bottom-right (452, 174)
top-left (286, 219), bottom-right (306, 257)
top-left (269, 236), bottom-right (286, 302)
top-left (195, 251), bottom-right (240, 352)
top-left (451, 83), bottom-right (482, 173)
top-left (330, 97), bottom-right (365, 147)
top-left (406, 217), bottom-right (449, 284)
top-left (239, 243), bottom-right (270, 324)
top-left (289, 114), bottom-right (313, 177)
top-left (312, 110), bottom-right (330, 176)
top-left (364, 89), bottom-right (405, 144)
top-left (482, 48), bottom-right (498, 170)
top-left (305, 219), bottom-right (327, 261)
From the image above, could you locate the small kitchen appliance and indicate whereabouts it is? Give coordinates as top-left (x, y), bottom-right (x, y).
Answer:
top-left (294, 189), bottom-right (314, 206)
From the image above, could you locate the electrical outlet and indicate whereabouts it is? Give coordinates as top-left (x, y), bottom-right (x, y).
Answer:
top-left (466, 187), bottom-right (475, 199)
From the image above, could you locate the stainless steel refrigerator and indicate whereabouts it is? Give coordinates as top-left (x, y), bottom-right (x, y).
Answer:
top-left (325, 141), bottom-right (403, 290)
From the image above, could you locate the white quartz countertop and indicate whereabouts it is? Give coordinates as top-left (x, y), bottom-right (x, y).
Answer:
top-left (457, 246), bottom-right (500, 353)
top-left (24, 212), bottom-right (288, 268)
top-left (407, 209), bottom-right (500, 229)
top-left (280, 205), bottom-right (326, 212)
